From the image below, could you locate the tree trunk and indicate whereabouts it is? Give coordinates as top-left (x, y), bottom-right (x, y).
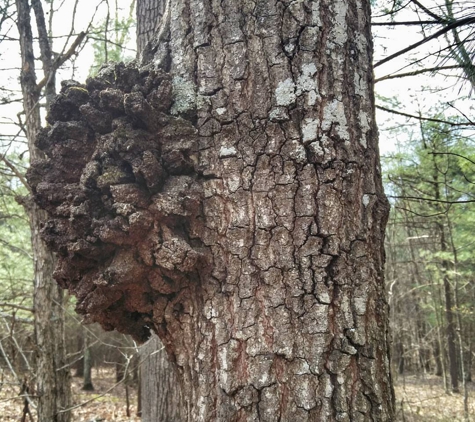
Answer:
top-left (15, 0), bottom-right (71, 420)
top-left (140, 1), bottom-right (394, 419)
top-left (82, 342), bottom-right (94, 391)
top-left (139, 335), bottom-right (185, 421)
top-left (433, 340), bottom-right (443, 377)
top-left (136, 0), bottom-right (167, 54)
top-left (74, 331), bottom-right (84, 377)
top-left (429, 150), bottom-right (459, 392)
top-left (28, 0), bottom-right (395, 420)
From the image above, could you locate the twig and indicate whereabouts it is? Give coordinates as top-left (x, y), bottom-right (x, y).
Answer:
top-left (36, 31), bottom-right (86, 91)
top-left (0, 156), bottom-right (31, 193)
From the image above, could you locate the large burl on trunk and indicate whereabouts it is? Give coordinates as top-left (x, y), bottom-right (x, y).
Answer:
top-left (28, 0), bottom-right (395, 420)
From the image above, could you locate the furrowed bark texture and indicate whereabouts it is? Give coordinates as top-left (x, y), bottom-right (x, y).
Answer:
top-left (139, 335), bottom-right (185, 421)
top-left (16, 0), bottom-right (71, 420)
top-left (28, 0), bottom-right (394, 420)
top-left (137, 0), bottom-right (167, 54)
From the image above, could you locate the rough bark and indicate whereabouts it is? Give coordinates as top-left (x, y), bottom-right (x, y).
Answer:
top-left (136, 0), bottom-right (166, 54)
top-left (139, 335), bottom-right (185, 421)
top-left (15, 1), bottom-right (71, 421)
top-left (27, 0), bottom-right (395, 420)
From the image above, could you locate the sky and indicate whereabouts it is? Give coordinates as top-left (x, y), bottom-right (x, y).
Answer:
top-left (371, 1), bottom-right (475, 155)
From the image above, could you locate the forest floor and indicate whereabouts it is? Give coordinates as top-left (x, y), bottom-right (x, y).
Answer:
top-left (0, 367), bottom-right (140, 421)
top-left (1, 368), bottom-right (475, 421)
top-left (394, 374), bottom-right (475, 421)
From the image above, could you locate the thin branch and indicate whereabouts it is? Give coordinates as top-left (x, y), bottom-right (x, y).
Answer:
top-left (0, 303), bottom-right (34, 313)
top-left (372, 20), bottom-right (443, 25)
top-left (374, 16), bottom-right (475, 68)
top-left (36, 31), bottom-right (86, 92)
top-left (376, 105), bottom-right (473, 127)
top-left (429, 151), bottom-right (475, 166)
top-left (375, 65), bottom-right (461, 82)
top-left (0, 156), bottom-right (31, 193)
top-left (389, 195), bottom-right (475, 204)
top-left (393, 205), bottom-right (450, 218)
top-left (411, 0), bottom-right (446, 22)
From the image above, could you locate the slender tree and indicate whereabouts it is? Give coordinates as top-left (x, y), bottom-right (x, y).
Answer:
top-left (15, 0), bottom-right (72, 420)
top-left (28, 0), bottom-right (395, 419)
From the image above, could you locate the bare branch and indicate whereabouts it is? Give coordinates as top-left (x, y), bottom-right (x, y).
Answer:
top-left (374, 17), bottom-right (475, 68)
top-left (0, 303), bottom-right (34, 313)
top-left (372, 20), bottom-right (442, 26)
top-left (36, 31), bottom-right (86, 92)
top-left (0, 156), bottom-right (31, 193)
top-left (375, 65), bottom-right (461, 82)
top-left (376, 105), bottom-right (473, 127)
top-left (389, 195), bottom-right (475, 204)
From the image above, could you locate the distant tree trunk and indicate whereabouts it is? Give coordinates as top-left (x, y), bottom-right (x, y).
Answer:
top-left (139, 336), bottom-right (185, 421)
top-left (396, 341), bottom-right (405, 375)
top-left (28, 0), bottom-right (396, 419)
top-left (433, 340), bottom-right (443, 377)
top-left (74, 331), bottom-right (84, 377)
top-left (82, 341), bottom-right (94, 391)
top-left (136, 0), bottom-right (166, 54)
top-left (15, 0), bottom-right (71, 420)
top-left (429, 150), bottom-right (459, 392)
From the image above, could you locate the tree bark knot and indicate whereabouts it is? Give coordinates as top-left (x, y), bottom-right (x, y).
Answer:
top-left (27, 61), bottom-right (207, 342)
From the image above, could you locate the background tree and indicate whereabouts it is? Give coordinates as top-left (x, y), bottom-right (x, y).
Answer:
top-left (0, 1), bottom-right (140, 420)
top-left (384, 115), bottom-right (475, 416)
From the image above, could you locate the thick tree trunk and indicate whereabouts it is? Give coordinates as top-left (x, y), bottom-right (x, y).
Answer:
top-left (139, 335), bottom-right (185, 421)
top-left (139, 0), bottom-right (394, 419)
top-left (28, 0), bottom-right (395, 420)
top-left (15, 1), bottom-right (71, 420)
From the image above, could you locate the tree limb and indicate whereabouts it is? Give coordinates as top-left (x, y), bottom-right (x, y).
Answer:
top-left (374, 17), bottom-right (475, 68)
top-left (36, 31), bottom-right (86, 92)
top-left (376, 105), bottom-right (473, 127)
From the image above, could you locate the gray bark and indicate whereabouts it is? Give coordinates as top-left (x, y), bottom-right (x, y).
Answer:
top-left (27, 0), bottom-right (395, 420)
top-left (15, 0), bottom-right (71, 420)
top-left (139, 335), bottom-right (185, 421)
top-left (82, 343), bottom-right (94, 391)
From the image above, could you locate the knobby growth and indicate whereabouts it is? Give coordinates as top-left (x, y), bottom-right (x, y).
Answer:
top-left (27, 62), bottom-right (207, 343)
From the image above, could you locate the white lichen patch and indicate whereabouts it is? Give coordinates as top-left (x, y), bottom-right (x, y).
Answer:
top-left (226, 174), bottom-right (241, 193)
top-left (307, 90), bottom-right (319, 106)
top-left (269, 107), bottom-right (290, 122)
top-left (275, 78), bottom-right (296, 106)
top-left (330, 0), bottom-right (348, 46)
top-left (284, 41), bottom-right (296, 54)
top-left (302, 118), bottom-right (319, 143)
top-left (354, 288), bottom-right (368, 316)
top-left (216, 107), bottom-right (227, 115)
top-left (359, 110), bottom-right (371, 148)
top-left (219, 146), bottom-right (238, 158)
top-left (323, 374), bottom-right (333, 398)
top-left (362, 194), bottom-right (370, 207)
top-left (288, 139), bottom-right (307, 163)
top-left (310, 0), bottom-right (321, 26)
top-left (171, 76), bottom-right (196, 115)
top-left (296, 63), bottom-right (318, 96)
top-left (322, 99), bottom-right (349, 141)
